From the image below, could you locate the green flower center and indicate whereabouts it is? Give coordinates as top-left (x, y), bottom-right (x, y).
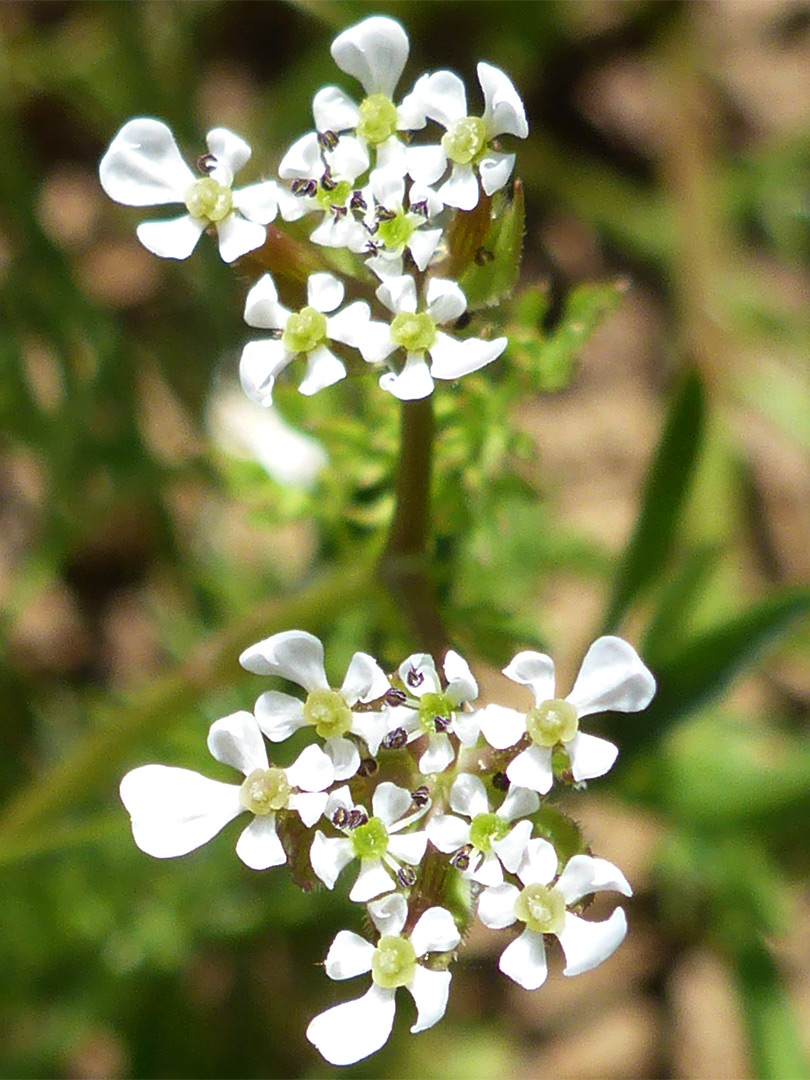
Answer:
top-left (282, 306), bottom-right (328, 356)
top-left (315, 179), bottom-right (352, 211)
top-left (514, 882), bottom-right (566, 935)
top-left (371, 935), bottom-right (417, 989)
top-left (442, 116), bottom-right (488, 166)
top-left (526, 698), bottom-right (579, 748)
top-left (377, 210), bottom-right (415, 252)
top-left (351, 816), bottom-right (390, 860)
top-left (390, 311), bottom-right (436, 353)
top-left (239, 767), bottom-right (291, 816)
top-left (303, 688), bottom-right (353, 739)
top-left (184, 177), bottom-right (233, 223)
top-left (468, 812), bottom-right (510, 854)
top-left (357, 93), bottom-right (398, 146)
top-left (418, 691), bottom-right (453, 735)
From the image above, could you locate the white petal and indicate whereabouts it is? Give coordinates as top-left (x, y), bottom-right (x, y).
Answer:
top-left (307, 984), bottom-right (396, 1066)
top-left (437, 163), bottom-right (480, 211)
top-left (451, 710), bottom-right (482, 747)
top-left (120, 765), bottom-right (242, 858)
top-left (340, 651), bottom-right (390, 705)
top-left (387, 831), bottom-right (428, 866)
top-left (356, 318), bottom-right (397, 364)
top-left (555, 855), bottom-right (633, 906)
top-left (397, 652), bottom-right (441, 696)
top-left (373, 136), bottom-right (409, 179)
top-left (331, 15), bottom-right (409, 98)
top-left (324, 785), bottom-right (354, 817)
top-left (498, 785), bottom-right (540, 823)
top-left (492, 819), bottom-right (533, 875)
top-left (381, 353), bottom-right (434, 400)
top-left (443, 649), bottom-right (478, 705)
top-left (233, 180), bottom-right (280, 224)
top-left (430, 333), bottom-right (507, 381)
top-left (397, 74), bottom-right (430, 131)
top-left (288, 791), bottom-right (328, 827)
top-left (324, 736), bottom-right (360, 782)
top-left (372, 781), bottom-right (412, 826)
top-left (206, 710), bottom-right (268, 775)
top-left (517, 836), bottom-right (558, 887)
top-left (479, 703), bottom-right (526, 750)
top-left (503, 650), bottom-right (556, 703)
top-left (235, 814), bottom-right (286, 870)
top-left (243, 272), bottom-right (286, 328)
top-left (325, 930), bottom-right (375, 980)
top-left (350, 859), bottom-right (395, 902)
top-left (299, 345), bottom-right (346, 396)
top-left (567, 636), bottom-right (656, 718)
top-left (307, 272), bottom-right (344, 313)
top-left (99, 118), bottom-right (194, 205)
top-left (329, 135), bottom-right (369, 181)
top-left (376, 273), bottom-right (417, 315)
top-left (277, 187), bottom-right (314, 222)
top-left (406, 143), bottom-right (448, 187)
top-left (216, 214), bottom-right (266, 263)
top-left (326, 301), bottom-right (371, 349)
top-left (136, 214), bottom-right (204, 259)
top-left (408, 967), bottom-right (452, 1033)
top-left (350, 710), bottom-right (388, 757)
top-left (479, 151), bottom-right (516, 197)
top-left (278, 132), bottom-right (322, 180)
top-left (449, 773), bottom-right (488, 819)
top-left (310, 832), bottom-right (355, 889)
top-left (310, 214), bottom-right (366, 252)
top-left (558, 909), bottom-right (628, 977)
top-left (418, 70), bottom-right (468, 129)
top-left (403, 221), bottom-right (438, 272)
top-left (477, 883), bottom-right (519, 930)
top-left (254, 690), bottom-right (307, 742)
top-left (507, 745), bottom-right (554, 796)
top-left (313, 86), bottom-right (361, 135)
top-left (368, 892), bottom-right (408, 937)
top-left (370, 168), bottom-right (406, 209)
top-left (409, 180), bottom-right (444, 219)
top-left (239, 340), bottom-right (290, 407)
top-left (239, 629), bottom-right (328, 692)
top-left (478, 62), bottom-right (529, 139)
top-left (206, 127), bottom-right (251, 182)
top-left (426, 277), bottom-right (467, 325)
top-left (470, 851), bottom-right (504, 887)
top-left (419, 732), bottom-right (455, 774)
top-left (566, 731), bottom-right (618, 782)
top-left (410, 906), bottom-right (461, 956)
top-left (426, 814), bottom-right (470, 853)
top-left (286, 743), bottom-right (335, 793)
top-left (499, 928), bottom-right (548, 990)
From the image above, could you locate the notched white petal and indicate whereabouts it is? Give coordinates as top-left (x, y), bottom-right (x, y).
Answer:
top-left (306, 984), bottom-right (396, 1066)
top-left (136, 214), bottom-right (204, 260)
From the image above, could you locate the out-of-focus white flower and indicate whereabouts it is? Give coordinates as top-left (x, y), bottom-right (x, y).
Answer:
top-left (478, 837), bottom-right (632, 989)
top-left (480, 636), bottom-right (656, 796)
top-left (307, 892), bottom-right (460, 1066)
top-left (426, 774), bottom-right (538, 886)
top-left (119, 711), bottom-right (336, 870)
top-left (240, 629), bottom-right (390, 774)
top-left (408, 63), bottom-right (528, 211)
top-left (310, 782), bottom-right (428, 901)
top-left (363, 169), bottom-right (443, 279)
top-left (99, 119), bottom-right (280, 261)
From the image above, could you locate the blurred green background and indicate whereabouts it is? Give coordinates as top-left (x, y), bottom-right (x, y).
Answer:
top-left (1, 1), bottom-right (810, 1077)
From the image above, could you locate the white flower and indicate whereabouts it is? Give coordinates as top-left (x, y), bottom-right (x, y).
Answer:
top-left (239, 629), bottom-right (390, 776)
top-left (478, 837), bottom-right (632, 990)
top-left (372, 275), bottom-right (507, 401)
top-left (99, 119), bottom-right (280, 262)
top-left (310, 782), bottom-right (428, 901)
top-left (480, 636), bottom-right (656, 795)
top-left (307, 892), bottom-right (460, 1066)
top-left (239, 271), bottom-right (387, 404)
top-left (408, 63), bottom-right (528, 211)
top-left (119, 711), bottom-right (336, 870)
top-left (426, 774), bottom-right (538, 886)
top-left (364, 169), bottom-right (443, 279)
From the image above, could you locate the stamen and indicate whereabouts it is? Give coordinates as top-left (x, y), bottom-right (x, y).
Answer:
top-left (382, 728), bottom-right (408, 750)
top-left (317, 130), bottom-right (339, 152)
top-left (385, 688), bottom-right (407, 706)
top-left (357, 757), bottom-right (378, 777)
top-left (410, 785), bottom-right (430, 807)
top-left (406, 668), bottom-right (424, 689)
top-left (397, 865), bottom-right (417, 888)
top-left (197, 153), bottom-right (217, 175)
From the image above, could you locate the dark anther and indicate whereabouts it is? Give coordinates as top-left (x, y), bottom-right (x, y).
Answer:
top-left (382, 727), bottom-right (408, 750)
top-left (197, 153), bottom-right (217, 175)
top-left (451, 846), bottom-right (472, 871)
top-left (474, 247), bottom-right (495, 266)
top-left (410, 199), bottom-right (428, 217)
top-left (266, 328), bottom-right (284, 340)
top-left (332, 807), bottom-right (350, 829)
top-left (397, 866), bottom-right (417, 888)
top-left (454, 311), bottom-right (472, 331)
top-left (411, 785), bottom-right (430, 807)
top-left (433, 715), bottom-right (451, 733)
top-left (365, 241), bottom-right (382, 255)
top-left (385, 688), bottom-right (407, 706)
top-left (376, 206), bottom-right (396, 222)
top-left (291, 177), bottom-right (318, 198)
top-left (363, 220), bottom-right (379, 235)
top-left (347, 808), bottom-right (368, 829)
top-left (406, 668), bottom-right (424, 689)
top-left (492, 771), bottom-right (510, 791)
top-left (320, 170), bottom-right (338, 192)
top-left (350, 190), bottom-right (367, 212)
top-left (331, 205), bottom-right (347, 219)
top-left (317, 130), bottom-right (339, 152)
top-left (357, 757), bottom-right (378, 777)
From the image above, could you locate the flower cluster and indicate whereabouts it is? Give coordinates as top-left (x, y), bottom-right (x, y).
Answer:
top-left (121, 629), bottom-right (655, 1065)
top-left (99, 16), bottom-right (524, 401)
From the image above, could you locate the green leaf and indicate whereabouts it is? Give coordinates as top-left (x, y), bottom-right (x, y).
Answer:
top-left (601, 367), bottom-right (706, 633)
top-left (537, 280), bottom-right (625, 386)
top-left (458, 181), bottom-right (525, 310)
top-left (642, 544), bottom-right (721, 665)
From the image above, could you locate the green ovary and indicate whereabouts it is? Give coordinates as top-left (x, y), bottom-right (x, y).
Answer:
top-left (377, 211), bottom-right (414, 252)
top-left (184, 177), bottom-right (233, 223)
top-left (303, 688), bottom-right (353, 739)
top-left (514, 883), bottom-right (566, 935)
top-left (418, 691), bottom-right (452, 735)
top-left (526, 698), bottom-right (579, 748)
top-left (351, 816), bottom-right (390, 860)
top-left (239, 768), bottom-right (291, 816)
top-left (468, 812), bottom-right (510, 854)
top-left (371, 935), bottom-right (417, 989)
top-left (442, 116), bottom-right (488, 166)
top-left (390, 312), bottom-right (436, 353)
top-left (282, 307), bottom-right (328, 356)
top-left (316, 179), bottom-right (352, 211)
top-left (357, 94), bottom-right (398, 146)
